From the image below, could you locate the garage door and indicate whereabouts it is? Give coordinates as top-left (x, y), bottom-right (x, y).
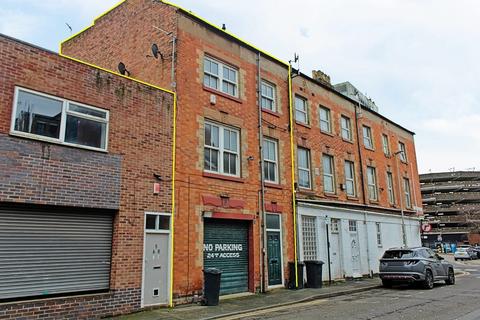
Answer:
top-left (204, 219), bottom-right (249, 295)
top-left (0, 208), bottom-right (113, 300)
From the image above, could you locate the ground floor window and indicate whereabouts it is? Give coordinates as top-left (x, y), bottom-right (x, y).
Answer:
top-left (301, 216), bottom-right (318, 260)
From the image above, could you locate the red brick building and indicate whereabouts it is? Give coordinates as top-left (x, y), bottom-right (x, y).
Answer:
top-left (62, 0), bottom-right (296, 305)
top-left (0, 34), bottom-right (174, 318)
top-left (292, 72), bottom-right (422, 280)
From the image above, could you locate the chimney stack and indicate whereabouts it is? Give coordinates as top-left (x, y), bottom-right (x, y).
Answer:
top-left (312, 70), bottom-right (331, 86)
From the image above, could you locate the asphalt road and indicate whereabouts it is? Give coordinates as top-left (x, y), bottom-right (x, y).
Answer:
top-left (233, 259), bottom-right (480, 320)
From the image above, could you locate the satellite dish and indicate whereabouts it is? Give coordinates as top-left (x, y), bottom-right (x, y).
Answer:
top-left (151, 44), bottom-right (159, 59)
top-left (117, 62), bottom-right (130, 76)
top-left (151, 43), bottom-right (163, 60)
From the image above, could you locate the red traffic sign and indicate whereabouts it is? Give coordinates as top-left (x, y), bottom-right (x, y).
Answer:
top-left (421, 224), bottom-right (432, 232)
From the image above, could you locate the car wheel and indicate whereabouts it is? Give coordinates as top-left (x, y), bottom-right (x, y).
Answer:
top-left (382, 279), bottom-right (393, 288)
top-left (423, 270), bottom-right (434, 289)
top-left (445, 269), bottom-right (455, 285)
top-left (454, 258), bottom-right (458, 261)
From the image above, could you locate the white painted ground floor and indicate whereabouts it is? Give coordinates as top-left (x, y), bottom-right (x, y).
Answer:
top-left (298, 202), bottom-right (421, 281)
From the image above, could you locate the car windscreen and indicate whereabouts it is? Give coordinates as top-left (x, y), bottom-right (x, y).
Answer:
top-left (382, 250), bottom-right (416, 259)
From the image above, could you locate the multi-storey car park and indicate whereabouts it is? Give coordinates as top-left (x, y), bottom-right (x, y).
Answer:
top-left (420, 171), bottom-right (480, 248)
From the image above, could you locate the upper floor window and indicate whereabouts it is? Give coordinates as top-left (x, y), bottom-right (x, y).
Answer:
top-left (11, 87), bottom-right (108, 151)
top-left (382, 134), bottom-right (390, 156)
top-left (261, 80), bottom-right (276, 112)
top-left (295, 96), bottom-right (309, 124)
top-left (319, 106), bottom-right (332, 133)
top-left (344, 160), bottom-right (356, 197)
top-left (322, 154), bottom-right (335, 193)
top-left (366, 166), bottom-right (378, 201)
top-left (341, 116), bottom-right (352, 141)
top-left (363, 126), bottom-right (374, 149)
top-left (203, 56), bottom-right (238, 97)
top-left (403, 177), bottom-right (412, 208)
top-left (297, 147), bottom-right (311, 189)
top-left (204, 121), bottom-right (240, 177)
top-left (398, 141), bottom-right (407, 162)
top-left (263, 137), bottom-right (279, 184)
top-left (387, 171), bottom-right (395, 204)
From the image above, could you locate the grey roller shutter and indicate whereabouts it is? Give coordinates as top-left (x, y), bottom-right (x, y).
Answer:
top-left (0, 208), bottom-right (113, 300)
top-left (204, 219), bottom-right (249, 295)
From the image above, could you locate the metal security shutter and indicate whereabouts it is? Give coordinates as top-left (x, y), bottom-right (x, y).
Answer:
top-left (0, 208), bottom-right (113, 300)
top-left (204, 219), bottom-right (249, 295)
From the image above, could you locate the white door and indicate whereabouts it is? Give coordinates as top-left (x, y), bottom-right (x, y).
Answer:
top-left (143, 213), bottom-right (170, 306)
top-left (348, 220), bottom-right (362, 278)
top-left (330, 219), bottom-right (343, 279)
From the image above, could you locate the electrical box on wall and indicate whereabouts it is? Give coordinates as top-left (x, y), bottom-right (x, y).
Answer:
top-left (210, 94), bottom-right (216, 105)
top-left (153, 183), bottom-right (160, 194)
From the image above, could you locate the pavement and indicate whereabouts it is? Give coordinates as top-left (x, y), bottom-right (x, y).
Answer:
top-left (112, 278), bottom-right (381, 320)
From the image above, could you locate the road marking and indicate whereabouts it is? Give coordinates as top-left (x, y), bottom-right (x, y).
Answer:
top-left (216, 299), bottom-right (328, 320)
top-left (464, 269), bottom-right (478, 272)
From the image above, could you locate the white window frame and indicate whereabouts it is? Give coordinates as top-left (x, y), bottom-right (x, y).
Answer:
top-left (261, 80), bottom-right (276, 112)
top-left (382, 134), bottom-right (390, 156)
top-left (331, 218), bottom-right (340, 233)
top-left (322, 154), bottom-right (335, 194)
top-left (363, 125), bottom-right (374, 149)
top-left (319, 106), bottom-right (332, 133)
top-left (344, 160), bottom-right (356, 197)
top-left (301, 215), bottom-right (318, 261)
top-left (10, 86), bottom-right (109, 152)
top-left (297, 147), bottom-right (311, 189)
top-left (341, 115), bottom-right (352, 141)
top-left (348, 220), bottom-right (357, 232)
top-left (203, 56), bottom-right (238, 97)
top-left (398, 141), bottom-right (407, 162)
top-left (387, 171), bottom-right (395, 204)
top-left (376, 222), bottom-right (382, 246)
top-left (404, 177), bottom-right (412, 208)
top-left (366, 166), bottom-right (378, 201)
top-left (204, 121), bottom-right (240, 177)
top-left (295, 95), bottom-right (309, 124)
top-left (263, 137), bottom-right (279, 184)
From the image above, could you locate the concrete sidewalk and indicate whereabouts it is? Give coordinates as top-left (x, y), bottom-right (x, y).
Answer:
top-left (113, 278), bottom-right (381, 320)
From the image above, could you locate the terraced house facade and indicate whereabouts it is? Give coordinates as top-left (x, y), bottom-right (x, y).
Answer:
top-left (0, 0), bottom-right (423, 318)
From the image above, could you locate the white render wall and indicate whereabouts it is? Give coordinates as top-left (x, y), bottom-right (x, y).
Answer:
top-left (298, 203), bottom-right (421, 281)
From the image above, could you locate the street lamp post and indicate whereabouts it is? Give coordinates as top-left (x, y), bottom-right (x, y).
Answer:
top-left (394, 150), bottom-right (407, 247)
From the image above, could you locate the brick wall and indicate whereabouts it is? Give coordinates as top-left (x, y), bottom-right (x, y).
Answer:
top-left (0, 134), bottom-right (121, 209)
top-left (0, 33), bottom-right (174, 319)
top-left (63, 0), bottom-right (296, 300)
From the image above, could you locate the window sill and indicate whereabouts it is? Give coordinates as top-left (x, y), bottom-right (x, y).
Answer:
top-left (320, 130), bottom-right (334, 137)
top-left (295, 121), bottom-right (311, 129)
top-left (346, 196), bottom-right (359, 201)
top-left (203, 172), bottom-right (245, 183)
top-left (364, 146), bottom-right (375, 151)
top-left (297, 188), bottom-right (316, 196)
top-left (9, 131), bottom-right (108, 153)
top-left (369, 200), bottom-right (380, 205)
top-left (342, 138), bottom-right (354, 144)
top-left (262, 108), bottom-right (281, 118)
top-left (324, 192), bottom-right (338, 198)
top-left (265, 182), bottom-right (283, 189)
top-left (203, 85), bottom-right (242, 104)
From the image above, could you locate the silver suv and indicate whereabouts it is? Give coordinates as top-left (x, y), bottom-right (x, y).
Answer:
top-left (379, 247), bottom-right (455, 289)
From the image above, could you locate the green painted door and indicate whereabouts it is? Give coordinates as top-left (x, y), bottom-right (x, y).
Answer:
top-left (204, 219), bottom-right (249, 295)
top-left (267, 231), bottom-right (282, 285)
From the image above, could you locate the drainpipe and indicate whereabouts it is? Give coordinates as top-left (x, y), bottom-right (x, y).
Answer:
top-left (288, 64), bottom-right (299, 288)
top-left (256, 52), bottom-right (267, 293)
top-left (353, 97), bottom-right (371, 276)
top-left (394, 151), bottom-right (407, 247)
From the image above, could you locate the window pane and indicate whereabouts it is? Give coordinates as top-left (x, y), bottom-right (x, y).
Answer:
top-left (266, 214), bottom-right (280, 230)
top-left (14, 90), bottom-right (62, 139)
top-left (322, 155), bottom-right (332, 174)
top-left (324, 176), bottom-right (334, 192)
top-left (158, 216), bottom-right (170, 230)
top-left (65, 114), bottom-right (106, 149)
top-left (298, 149), bottom-right (307, 168)
top-left (146, 214), bottom-right (156, 230)
top-left (69, 103), bottom-right (107, 118)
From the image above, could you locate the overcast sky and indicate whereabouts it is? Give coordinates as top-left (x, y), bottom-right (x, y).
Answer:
top-left (2, 0), bottom-right (479, 174)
